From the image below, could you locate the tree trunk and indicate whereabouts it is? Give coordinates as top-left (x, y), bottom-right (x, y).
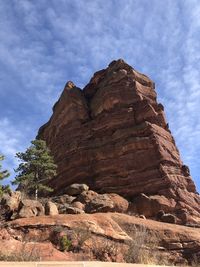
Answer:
top-left (35, 171), bottom-right (38, 200)
top-left (35, 187), bottom-right (38, 200)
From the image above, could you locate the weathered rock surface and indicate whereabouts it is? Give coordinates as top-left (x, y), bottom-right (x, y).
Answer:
top-left (51, 194), bottom-right (76, 204)
top-left (63, 183), bottom-right (89, 196)
top-left (128, 193), bottom-right (176, 217)
top-left (1, 213), bottom-right (200, 264)
top-left (75, 190), bottom-right (99, 204)
top-left (71, 201), bottom-right (85, 210)
top-left (65, 206), bottom-right (85, 214)
top-left (85, 193), bottom-right (128, 213)
top-left (17, 199), bottom-right (44, 218)
top-left (38, 59), bottom-right (200, 224)
top-left (0, 191), bottom-right (21, 211)
top-left (38, 59), bottom-right (200, 226)
top-left (45, 201), bottom-right (59, 216)
top-left (0, 191), bottom-right (21, 220)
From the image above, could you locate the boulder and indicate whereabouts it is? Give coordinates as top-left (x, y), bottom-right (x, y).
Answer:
top-left (65, 206), bottom-right (84, 214)
top-left (57, 203), bottom-right (84, 214)
top-left (85, 193), bottom-right (128, 213)
top-left (0, 191), bottom-right (21, 221)
top-left (71, 201), bottom-right (85, 210)
top-left (85, 194), bottom-right (113, 213)
top-left (17, 199), bottom-right (44, 218)
top-left (160, 213), bottom-right (177, 224)
top-left (1, 191), bottom-right (21, 211)
top-left (45, 201), bottom-right (58, 216)
top-left (63, 184), bottom-right (89, 196)
top-left (57, 203), bottom-right (70, 214)
top-left (51, 194), bottom-right (76, 204)
top-left (106, 193), bottom-right (129, 213)
top-left (75, 190), bottom-right (98, 204)
top-left (130, 193), bottom-right (176, 218)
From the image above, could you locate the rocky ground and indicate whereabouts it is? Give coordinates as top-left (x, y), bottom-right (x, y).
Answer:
top-left (1, 212), bottom-right (200, 265)
top-left (0, 184), bottom-right (200, 265)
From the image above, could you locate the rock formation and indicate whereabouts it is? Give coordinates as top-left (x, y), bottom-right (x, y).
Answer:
top-left (1, 186), bottom-right (200, 264)
top-left (38, 59), bottom-right (200, 224)
top-left (1, 212), bottom-right (200, 264)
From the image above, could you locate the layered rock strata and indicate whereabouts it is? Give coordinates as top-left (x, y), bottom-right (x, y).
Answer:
top-left (38, 59), bottom-right (200, 223)
top-left (1, 213), bottom-right (200, 264)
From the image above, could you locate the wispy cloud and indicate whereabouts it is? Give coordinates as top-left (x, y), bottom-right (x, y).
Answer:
top-left (0, 0), bottom-right (200, 190)
top-left (0, 117), bottom-right (33, 184)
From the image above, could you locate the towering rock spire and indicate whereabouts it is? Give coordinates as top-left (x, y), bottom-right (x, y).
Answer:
top-left (38, 59), bottom-right (200, 225)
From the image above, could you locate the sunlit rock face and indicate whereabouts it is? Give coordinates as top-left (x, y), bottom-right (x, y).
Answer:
top-left (38, 59), bottom-right (200, 223)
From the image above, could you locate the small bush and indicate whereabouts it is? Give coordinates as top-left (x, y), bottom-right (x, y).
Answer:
top-left (92, 238), bottom-right (119, 262)
top-left (73, 227), bottom-right (91, 249)
top-left (59, 235), bottom-right (72, 251)
top-left (124, 225), bottom-right (160, 264)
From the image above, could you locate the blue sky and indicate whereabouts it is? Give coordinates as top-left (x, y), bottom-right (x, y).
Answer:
top-left (0, 0), bottom-right (200, 192)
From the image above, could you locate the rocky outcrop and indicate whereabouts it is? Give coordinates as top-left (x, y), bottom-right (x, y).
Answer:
top-left (1, 213), bottom-right (200, 264)
top-left (0, 186), bottom-right (129, 220)
top-left (38, 59), bottom-right (200, 224)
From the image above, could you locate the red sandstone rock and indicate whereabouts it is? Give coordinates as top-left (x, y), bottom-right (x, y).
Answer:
top-left (1, 213), bottom-right (200, 264)
top-left (51, 194), bottom-right (76, 204)
top-left (85, 193), bottom-right (128, 213)
top-left (75, 190), bottom-right (99, 204)
top-left (1, 191), bottom-right (21, 211)
top-left (129, 193), bottom-right (176, 218)
top-left (38, 59), bottom-right (200, 224)
top-left (17, 199), bottom-right (44, 218)
top-left (63, 183), bottom-right (89, 196)
top-left (45, 201), bottom-right (59, 216)
top-left (71, 201), bottom-right (85, 210)
top-left (65, 206), bottom-right (84, 214)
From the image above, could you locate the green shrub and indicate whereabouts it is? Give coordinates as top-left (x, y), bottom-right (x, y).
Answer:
top-left (59, 235), bottom-right (72, 251)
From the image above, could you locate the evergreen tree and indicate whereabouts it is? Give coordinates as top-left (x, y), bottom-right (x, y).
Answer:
top-left (0, 155), bottom-right (10, 196)
top-left (12, 139), bottom-right (57, 200)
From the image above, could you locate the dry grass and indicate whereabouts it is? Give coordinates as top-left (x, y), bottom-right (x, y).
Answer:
top-left (191, 253), bottom-right (200, 267)
top-left (91, 237), bottom-right (120, 262)
top-left (124, 225), bottom-right (166, 265)
top-left (73, 226), bottom-right (92, 249)
top-left (0, 242), bottom-right (41, 261)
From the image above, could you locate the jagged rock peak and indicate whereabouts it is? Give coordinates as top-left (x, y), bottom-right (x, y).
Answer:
top-left (64, 80), bottom-right (76, 90)
top-left (83, 59), bottom-right (155, 99)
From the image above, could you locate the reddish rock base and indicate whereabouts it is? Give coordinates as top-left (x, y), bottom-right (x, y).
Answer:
top-left (1, 213), bottom-right (200, 265)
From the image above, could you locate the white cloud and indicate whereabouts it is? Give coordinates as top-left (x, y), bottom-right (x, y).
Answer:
top-left (0, 118), bottom-right (33, 184)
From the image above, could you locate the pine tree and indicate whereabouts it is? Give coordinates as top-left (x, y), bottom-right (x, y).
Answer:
top-left (0, 155), bottom-right (10, 196)
top-left (12, 139), bottom-right (57, 200)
